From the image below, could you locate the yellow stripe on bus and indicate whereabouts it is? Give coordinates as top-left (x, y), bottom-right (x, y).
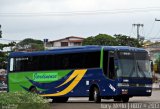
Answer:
top-left (41, 69), bottom-right (87, 97)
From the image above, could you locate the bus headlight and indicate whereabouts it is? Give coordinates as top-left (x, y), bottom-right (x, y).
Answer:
top-left (118, 83), bottom-right (129, 87)
top-left (146, 90), bottom-right (152, 93)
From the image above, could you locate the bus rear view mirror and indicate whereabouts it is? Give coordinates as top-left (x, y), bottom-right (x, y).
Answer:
top-left (150, 60), bottom-right (153, 72)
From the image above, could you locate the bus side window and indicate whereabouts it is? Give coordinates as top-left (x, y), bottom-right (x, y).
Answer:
top-left (109, 57), bottom-right (115, 79)
top-left (103, 51), bottom-right (108, 77)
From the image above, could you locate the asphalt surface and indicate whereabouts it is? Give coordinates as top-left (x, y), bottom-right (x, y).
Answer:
top-left (50, 90), bottom-right (160, 109)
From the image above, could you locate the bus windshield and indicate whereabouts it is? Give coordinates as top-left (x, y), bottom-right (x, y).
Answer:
top-left (117, 52), bottom-right (152, 78)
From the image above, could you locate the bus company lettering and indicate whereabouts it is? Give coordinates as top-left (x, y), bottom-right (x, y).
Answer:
top-left (33, 73), bottom-right (58, 81)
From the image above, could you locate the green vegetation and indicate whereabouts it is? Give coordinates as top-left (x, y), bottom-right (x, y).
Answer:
top-left (83, 34), bottom-right (116, 46)
top-left (154, 55), bottom-right (160, 73)
top-left (155, 55), bottom-right (160, 65)
top-left (114, 34), bottom-right (142, 47)
top-left (0, 38), bottom-right (44, 69)
top-left (14, 38), bottom-right (44, 51)
top-left (0, 91), bottom-right (50, 109)
top-left (0, 42), bottom-right (16, 50)
top-left (83, 34), bottom-right (142, 47)
top-left (0, 52), bottom-right (8, 69)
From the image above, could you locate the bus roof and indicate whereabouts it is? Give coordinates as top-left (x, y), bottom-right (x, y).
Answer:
top-left (9, 46), bottom-right (147, 57)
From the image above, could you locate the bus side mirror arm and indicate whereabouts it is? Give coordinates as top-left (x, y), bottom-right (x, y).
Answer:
top-left (150, 60), bottom-right (153, 72)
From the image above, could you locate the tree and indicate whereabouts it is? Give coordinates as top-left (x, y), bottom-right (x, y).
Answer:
top-left (0, 42), bottom-right (16, 69)
top-left (155, 55), bottom-right (160, 65)
top-left (14, 38), bottom-right (44, 51)
top-left (83, 34), bottom-right (116, 46)
top-left (7, 41), bottom-right (16, 51)
top-left (82, 36), bottom-right (95, 45)
top-left (0, 43), bottom-right (5, 50)
top-left (0, 42), bottom-right (16, 51)
top-left (83, 33), bottom-right (142, 47)
top-left (0, 52), bottom-right (8, 69)
top-left (114, 34), bottom-right (142, 47)
top-left (0, 44), bottom-right (9, 50)
top-left (8, 41), bottom-right (16, 47)
top-left (143, 40), bottom-right (153, 47)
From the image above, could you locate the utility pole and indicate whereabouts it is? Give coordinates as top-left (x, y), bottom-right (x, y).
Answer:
top-left (155, 18), bottom-right (160, 21)
top-left (0, 24), bottom-right (2, 38)
top-left (133, 24), bottom-right (144, 40)
top-left (43, 39), bottom-right (48, 50)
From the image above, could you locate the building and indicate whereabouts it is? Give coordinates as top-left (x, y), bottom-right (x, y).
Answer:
top-left (144, 42), bottom-right (160, 60)
top-left (46, 36), bottom-right (85, 49)
top-left (144, 42), bottom-right (160, 73)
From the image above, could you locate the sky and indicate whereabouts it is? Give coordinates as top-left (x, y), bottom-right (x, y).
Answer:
top-left (1, 0), bottom-right (160, 44)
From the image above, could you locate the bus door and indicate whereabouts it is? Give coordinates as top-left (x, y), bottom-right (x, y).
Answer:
top-left (108, 51), bottom-right (116, 79)
top-left (108, 51), bottom-right (117, 95)
top-left (103, 50), bottom-right (117, 95)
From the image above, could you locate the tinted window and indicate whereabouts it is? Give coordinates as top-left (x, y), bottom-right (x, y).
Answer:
top-left (11, 51), bottom-right (100, 72)
top-left (103, 51), bottom-right (108, 76)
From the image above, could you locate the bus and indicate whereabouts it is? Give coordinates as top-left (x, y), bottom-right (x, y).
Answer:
top-left (7, 46), bottom-right (152, 103)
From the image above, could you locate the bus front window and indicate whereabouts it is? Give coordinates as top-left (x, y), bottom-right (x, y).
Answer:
top-left (117, 52), bottom-right (136, 77)
top-left (117, 52), bottom-right (152, 78)
top-left (136, 53), bottom-right (152, 78)
top-left (118, 59), bottom-right (136, 77)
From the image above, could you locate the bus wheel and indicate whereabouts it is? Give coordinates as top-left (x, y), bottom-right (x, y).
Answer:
top-left (114, 97), bottom-right (122, 102)
top-left (93, 87), bottom-right (101, 103)
top-left (52, 97), bottom-right (69, 103)
top-left (29, 86), bottom-right (38, 93)
top-left (122, 97), bottom-right (129, 103)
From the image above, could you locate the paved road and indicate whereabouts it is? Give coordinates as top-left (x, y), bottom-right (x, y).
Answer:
top-left (50, 90), bottom-right (160, 109)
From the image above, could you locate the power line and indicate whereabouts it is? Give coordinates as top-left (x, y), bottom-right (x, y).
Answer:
top-left (153, 18), bottom-right (160, 38)
top-left (146, 20), bottom-right (156, 37)
top-left (154, 30), bottom-right (160, 38)
top-left (0, 25), bottom-right (2, 38)
top-left (129, 25), bottom-right (137, 37)
top-left (155, 18), bottom-right (160, 21)
top-left (129, 25), bottom-right (134, 37)
top-left (141, 26), bottom-right (145, 37)
top-left (146, 37), bottom-right (160, 40)
top-left (1, 7), bottom-right (160, 17)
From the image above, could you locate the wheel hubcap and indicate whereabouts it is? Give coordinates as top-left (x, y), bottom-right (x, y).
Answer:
top-left (94, 90), bottom-right (97, 100)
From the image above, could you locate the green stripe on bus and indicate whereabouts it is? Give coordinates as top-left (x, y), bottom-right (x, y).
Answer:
top-left (100, 47), bottom-right (104, 68)
top-left (8, 70), bottom-right (71, 92)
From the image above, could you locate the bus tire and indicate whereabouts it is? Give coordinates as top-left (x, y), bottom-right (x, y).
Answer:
top-left (93, 87), bottom-right (101, 103)
top-left (122, 97), bottom-right (129, 103)
top-left (29, 86), bottom-right (38, 93)
top-left (114, 97), bottom-right (122, 102)
top-left (52, 97), bottom-right (69, 103)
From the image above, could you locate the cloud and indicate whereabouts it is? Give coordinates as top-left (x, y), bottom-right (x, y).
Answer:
top-left (0, 0), bottom-right (160, 43)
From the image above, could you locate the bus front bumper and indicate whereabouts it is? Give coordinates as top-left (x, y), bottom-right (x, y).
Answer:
top-left (117, 87), bottom-right (152, 96)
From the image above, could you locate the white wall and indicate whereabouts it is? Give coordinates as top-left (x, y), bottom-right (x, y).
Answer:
top-left (53, 42), bottom-right (61, 47)
top-left (47, 37), bottom-right (84, 48)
